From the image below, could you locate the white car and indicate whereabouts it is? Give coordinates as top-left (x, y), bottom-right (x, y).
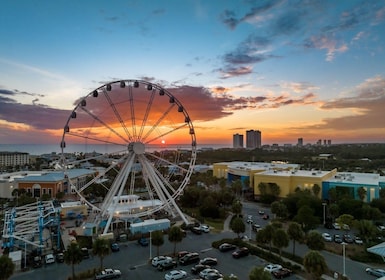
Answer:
top-left (200, 224), bottom-right (210, 233)
top-left (164, 269), bottom-right (187, 280)
top-left (322, 233), bottom-right (332, 242)
top-left (332, 223), bottom-right (341, 230)
top-left (45, 253), bottom-right (55, 264)
top-left (199, 268), bottom-right (220, 279)
top-left (152, 256), bottom-right (173, 267)
top-left (264, 264), bottom-right (283, 273)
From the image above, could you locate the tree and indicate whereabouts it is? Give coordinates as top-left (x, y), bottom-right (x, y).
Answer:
top-left (231, 200), bottom-right (242, 216)
top-left (249, 266), bottom-right (271, 280)
top-left (0, 255), bottom-right (15, 280)
top-left (92, 237), bottom-right (110, 270)
top-left (271, 201), bottom-right (287, 219)
top-left (328, 188), bottom-right (337, 203)
top-left (336, 214), bottom-right (354, 231)
top-left (231, 179), bottom-right (243, 198)
top-left (151, 230), bottom-right (164, 257)
top-left (303, 250), bottom-right (328, 280)
top-left (312, 184), bottom-right (321, 197)
top-left (356, 219), bottom-right (377, 243)
top-left (380, 188), bottom-right (385, 199)
top-left (272, 228), bottom-right (289, 258)
top-left (294, 205), bottom-right (320, 231)
top-left (287, 222), bottom-right (304, 257)
top-left (230, 217), bottom-right (245, 238)
top-left (168, 226), bottom-right (184, 256)
top-left (256, 224), bottom-right (274, 253)
top-left (306, 231), bottom-right (325, 251)
top-left (64, 242), bottom-right (84, 280)
top-left (328, 203), bottom-right (339, 221)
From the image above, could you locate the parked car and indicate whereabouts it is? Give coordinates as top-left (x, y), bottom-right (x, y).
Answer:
top-left (164, 269), bottom-right (187, 280)
top-left (342, 224), bottom-right (350, 231)
top-left (203, 272), bottom-right (223, 280)
top-left (200, 224), bottom-right (210, 233)
top-left (322, 233), bottom-right (332, 242)
top-left (138, 237), bottom-right (149, 246)
top-left (252, 223), bottom-right (261, 232)
top-left (343, 234), bottom-right (354, 243)
top-left (334, 234), bottom-right (343, 243)
top-left (262, 214), bottom-right (269, 220)
top-left (264, 264), bottom-right (283, 273)
top-left (258, 210), bottom-right (265, 215)
top-left (191, 264), bottom-right (211, 275)
top-left (81, 247), bottom-right (90, 259)
top-left (354, 236), bottom-right (363, 245)
top-left (45, 254), bottom-right (55, 265)
top-left (179, 252), bottom-right (200, 265)
top-left (200, 257), bottom-right (218, 266)
top-left (365, 267), bottom-right (385, 277)
top-left (246, 215), bottom-right (253, 224)
top-left (232, 247), bottom-right (249, 259)
top-left (199, 268), bottom-right (220, 279)
top-left (272, 267), bottom-right (292, 279)
top-left (332, 223), bottom-right (341, 230)
top-left (56, 252), bottom-right (64, 263)
top-left (152, 256), bottom-right (173, 267)
top-left (191, 226), bottom-right (202, 235)
top-left (177, 251), bottom-right (190, 259)
top-left (95, 268), bottom-right (122, 279)
top-left (218, 243), bottom-right (236, 252)
top-left (157, 259), bottom-right (177, 271)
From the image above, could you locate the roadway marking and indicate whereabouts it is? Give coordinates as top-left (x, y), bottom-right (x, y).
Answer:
top-left (200, 247), bottom-right (213, 253)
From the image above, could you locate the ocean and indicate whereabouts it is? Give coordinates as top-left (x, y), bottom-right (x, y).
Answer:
top-left (0, 143), bottom-right (231, 156)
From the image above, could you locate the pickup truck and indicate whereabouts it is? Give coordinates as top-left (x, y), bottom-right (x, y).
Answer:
top-left (94, 268), bottom-right (122, 279)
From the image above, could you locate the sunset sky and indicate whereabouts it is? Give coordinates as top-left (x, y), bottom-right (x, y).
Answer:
top-left (1, 0), bottom-right (385, 147)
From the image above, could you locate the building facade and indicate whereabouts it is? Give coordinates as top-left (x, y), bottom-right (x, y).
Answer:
top-left (246, 130), bottom-right (261, 149)
top-left (233, 133), bottom-right (244, 148)
top-left (0, 152), bottom-right (29, 167)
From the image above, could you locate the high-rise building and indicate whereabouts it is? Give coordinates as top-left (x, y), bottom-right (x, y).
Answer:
top-left (297, 138), bottom-right (303, 147)
top-left (246, 130), bottom-right (261, 149)
top-left (0, 152), bottom-right (29, 167)
top-left (233, 133), bottom-right (244, 148)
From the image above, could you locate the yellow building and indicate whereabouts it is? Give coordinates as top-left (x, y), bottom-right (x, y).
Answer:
top-left (253, 169), bottom-right (337, 198)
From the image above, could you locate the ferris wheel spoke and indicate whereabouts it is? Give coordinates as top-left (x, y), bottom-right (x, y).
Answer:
top-left (66, 131), bottom-right (127, 147)
top-left (142, 103), bottom-right (175, 142)
top-left (138, 89), bottom-right (156, 140)
top-left (102, 88), bottom-right (133, 142)
top-left (128, 86), bottom-right (137, 140)
top-left (145, 123), bottom-right (188, 144)
top-left (145, 152), bottom-right (188, 173)
top-left (80, 106), bottom-right (129, 144)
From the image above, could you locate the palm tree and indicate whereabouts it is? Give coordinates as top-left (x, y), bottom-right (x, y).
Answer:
top-left (356, 219), bottom-right (377, 243)
top-left (249, 266), bottom-right (271, 280)
top-left (151, 230), bottom-right (164, 257)
top-left (303, 250), bottom-right (328, 279)
top-left (0, 255), bottom-right (15, 280)
top-left (64, 243), bottom-right (83, 280)
top-left (272, 229), bottom-right (289, 258)
top-left (92, 238), bottom-right (110, 270)
top-left (168, 226), bottom-right (184, 256)
top-left (287, 222), bottom-right (304, 257)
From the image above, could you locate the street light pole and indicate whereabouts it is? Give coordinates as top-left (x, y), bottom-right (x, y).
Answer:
top-left (149, 230), bottom-right (152, 260)
top-left (342, 242), bottom-right (347, 277)
top-left (322, 202), bottom-right (327, 225)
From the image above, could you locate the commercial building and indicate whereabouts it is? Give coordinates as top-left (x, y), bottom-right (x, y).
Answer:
top-left (213, 161), bottom-right (385, 202)
top-left (246, 130), bottom-right (261, 149)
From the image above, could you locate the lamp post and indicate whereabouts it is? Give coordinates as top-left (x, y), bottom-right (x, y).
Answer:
top-left (322, 202), bottom-right (327, 225)
top-left (149, 230), bottom-right (152, 260)
top-left (342, 242), bottom-right (347, 277)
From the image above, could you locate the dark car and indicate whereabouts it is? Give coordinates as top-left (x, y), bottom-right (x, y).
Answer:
top-left (138, 237), bottom-right (149, 246)
top-left (343, 234), bottom-right (354, 243)
top-left (191, 264), bottom-right (211, 274)
top-left (272, 268), bottom-right (292, 279)
top-left (200, 257), bottom-right (218, 266)
top-left (56, 252), bottom-right (64, 263)
top-left (157, 259), bottom-right (177, 271)
top-left (179, 252), bottom-right (200, 265)
top-left (111, 243), bottom-right (120, 252)
top-left (177, 251), bottom-right (190, 259)
top-left (262, 214), bottom-right (269, 220)
top-left (232, 247), bottom-right (249, 259)
top-left (218, 243), bottom-right (236, 252)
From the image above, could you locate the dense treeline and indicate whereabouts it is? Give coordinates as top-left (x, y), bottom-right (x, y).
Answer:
top-left (196, 143), bottom-right (385, 173)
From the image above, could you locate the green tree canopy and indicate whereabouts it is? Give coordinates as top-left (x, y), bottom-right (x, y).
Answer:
top-left (151, 230), bottom-right (164, 257)
top-left (272, 228), bottom-right (289, 258)
top-left (0, 255), bottom-right (15, 280)
top-left (64, 243), bottom-right (84, 280)
top-left (168, 226), bottom-right (184, 256)
top-left (306, 231), bottom-right (325, 251)
top-left (230, 217), bottom-right (246, 238)
top-left (249, 266), bottom-right (271, 280)
top-left (287, 222), bottom-right (304, 257)
top-left (303, 250), bottom-right (328, 280)
top-left (92, 237), bottom-right (110, 270)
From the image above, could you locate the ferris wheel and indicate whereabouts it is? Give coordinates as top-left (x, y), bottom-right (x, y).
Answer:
top-left (60, 80), bottom-right (196, 233)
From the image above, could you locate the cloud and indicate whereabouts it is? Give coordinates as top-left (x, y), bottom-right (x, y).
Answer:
top-left (302, 76), bottom-right (385, 130)
top-left (304, 35), bottom-right (348, 61)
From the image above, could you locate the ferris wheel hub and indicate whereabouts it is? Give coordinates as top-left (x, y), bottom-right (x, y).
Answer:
top-left (128, 141), bottom-right (145, 155)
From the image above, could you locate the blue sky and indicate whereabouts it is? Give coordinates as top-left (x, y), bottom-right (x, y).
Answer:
top-left (1, 0), bottom-right (385, 146)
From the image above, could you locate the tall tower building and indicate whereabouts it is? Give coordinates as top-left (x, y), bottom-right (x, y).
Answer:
top-left (233, 133), bottom-right (244, 148)
top-left (297, 138), bottom-right (303, 147)
top-left (246, 130), bottom-right (261, 149)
